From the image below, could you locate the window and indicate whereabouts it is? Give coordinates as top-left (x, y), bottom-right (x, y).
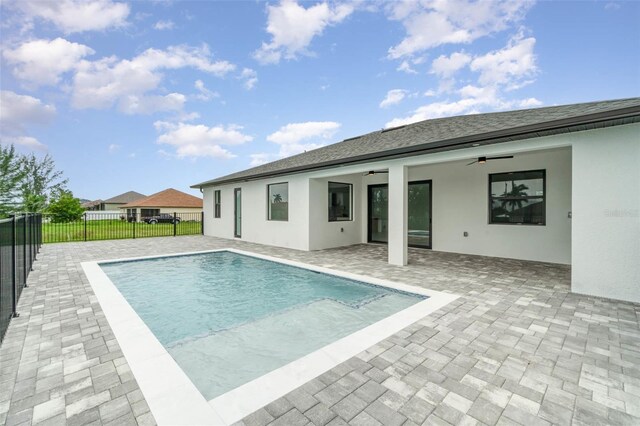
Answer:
top-left (489, 170), bottom-right (545, 225)
top-left (214, 190), bottom-right (221, 218)
top-left (140, 208), bottom-right (160, 219)
top-left (328, 182), bottom-right (352, 221)
top-left (268, 182), bottom-right (288, 221)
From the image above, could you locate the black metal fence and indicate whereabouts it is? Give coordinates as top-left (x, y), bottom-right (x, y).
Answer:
top-left (42, 211), bottom-right (204, 243)
top-left (0, 213), bottom-right (42, 343)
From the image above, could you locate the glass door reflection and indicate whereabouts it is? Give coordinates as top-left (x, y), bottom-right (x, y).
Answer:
top-left (368, 185), bottom-right (388, 243)
top-left (408, 181), bottom-right (431, 248)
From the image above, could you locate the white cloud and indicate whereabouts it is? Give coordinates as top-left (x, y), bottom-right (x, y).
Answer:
top-left (397, 60), bottom-right (418, 74)
top-left (72, 44), bottom-right (235, 112)
top-left (239, 68), bottom-right (258, 90)
top-left (249, 153), bottom-right (275, 167)
top-left (154, 121), bottom-right (253, 159)
top-left (194, 80), bottom-right (219, 101)
top-left (13, 0), bottom-right (130, 33)
top-left (0, 91), bottom-right (55, 151)
top-left (0, 91), bottom-right (56, 133)
top-left (108, 144), bottom-right (121, 153)
top-left (379, 89), bottom-right (408, 108)
top-left (154, 20), bottom-right (175, 30)
top-left (430, 52), bottom-right (471, 77)
top-left (385, 84), bottom-right (542, 128)
top-left (470, 33), bottom-right (537, 87)
top-left (3, 38), bottom-right (95, 87)
top-left (0, 136), bottom-right (47, 151)
top-left (118, 93), bottom-right (186, 115)
top-left (266, 121), bottom-right (339, 157)
top-left (518, 97), bottom-right (542, 108)
top-left (387, 0), bottom-right (533, 59)
top-left (253, 0), bottom-right (354, 64)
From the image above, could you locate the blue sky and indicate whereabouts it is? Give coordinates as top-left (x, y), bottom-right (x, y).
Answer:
top-left (1, 0), bottom-right (638, 200)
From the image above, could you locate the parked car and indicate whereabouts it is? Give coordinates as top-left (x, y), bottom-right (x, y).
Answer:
top-left (143, 214), bottom-right (180, 224)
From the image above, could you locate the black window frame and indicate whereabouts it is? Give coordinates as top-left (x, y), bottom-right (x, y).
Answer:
top-left (267, 182), bottom-right (289, 221)
top-left (140, 208), bottom-right (160, 219)
top-left (328, 181), bottom-right (353, 222)
top-left (488, 169), bottom-right (546, 226)
top-left (214, 190), bottom-right (221, 218)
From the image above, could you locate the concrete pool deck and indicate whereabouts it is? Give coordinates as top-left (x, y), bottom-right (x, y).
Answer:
top-left (1, 236), bottom-right (639, 425)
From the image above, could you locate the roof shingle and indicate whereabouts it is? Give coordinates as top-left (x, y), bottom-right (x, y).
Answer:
top-left (121, 188), bottom-right (202, 208)
top-left (192, 97), bottom-right (640, 188)
top-left (104, 191), bottom-right (146, 204)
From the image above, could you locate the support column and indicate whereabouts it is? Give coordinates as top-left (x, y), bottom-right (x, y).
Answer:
top-left (388, 164), bottom-right (408, 266)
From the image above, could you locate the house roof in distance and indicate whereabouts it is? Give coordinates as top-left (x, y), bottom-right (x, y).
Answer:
top-left (103, 191), bottom-right (146, 204)
top-left (192, 97), bottom-right (640, 188)
top-left (121, 188), bottom-right (203, 208)
top-left (81, 199), bottom-right (103, 208)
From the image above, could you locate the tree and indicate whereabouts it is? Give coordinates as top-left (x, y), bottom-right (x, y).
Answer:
top-left (500, 181), bottom-right (530, 212)
top-left (47, 191), bottom-right (84, 223)
top-left (272, 193), bottom-right (283, 203)
top-left (0, 145), bottom-right (26, 217)
top-left (20, 152), bottom-right (68, 212)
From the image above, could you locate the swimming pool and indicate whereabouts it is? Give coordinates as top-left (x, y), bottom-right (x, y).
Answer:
top-left (82, 249), bottom-right (458, 425)
top-left (100, 250), bottom-right (424, 399)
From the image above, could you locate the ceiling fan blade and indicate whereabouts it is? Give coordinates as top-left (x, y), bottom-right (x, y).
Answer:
top-left (487, 155), bottom-right (514, 160)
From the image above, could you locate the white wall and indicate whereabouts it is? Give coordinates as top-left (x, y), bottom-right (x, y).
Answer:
top-left (308, 174), bottom-right (363, 250)
top-left (203, 175), bottom-right (310, 250)
top-left (408, 147), bottom-right (572, 264)
top-left (356, 148), bottom-right (572, 264)
top-left (571, 124), bottom-right (640, 303)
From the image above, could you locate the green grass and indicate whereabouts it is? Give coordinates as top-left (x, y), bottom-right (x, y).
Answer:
top-left (42, 219), bottom-right (202, 243)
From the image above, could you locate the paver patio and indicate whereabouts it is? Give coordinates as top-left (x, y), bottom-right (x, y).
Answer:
top-left (1, 236), bottom-right (639, 426)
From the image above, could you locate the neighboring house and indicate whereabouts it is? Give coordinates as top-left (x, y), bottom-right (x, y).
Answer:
top-left (120, 188), bottom-right (203, 220)
top-left (81, 199), bottom-right (104, 211)
top-left (192, 98), bottom-right (640, 304)
top-left (81, 191), bottom-right (146, 211)
top-left (103, 191), bottom-right (146, 211)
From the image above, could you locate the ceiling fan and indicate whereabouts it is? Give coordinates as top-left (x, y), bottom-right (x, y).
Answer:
top-left (466, 155), bottom-right (513, 166)
top-left (363, 170), bottom-right (389, 176)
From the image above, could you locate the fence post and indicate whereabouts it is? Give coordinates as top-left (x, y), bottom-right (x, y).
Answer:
top-left (132, 215), bottom-right (136, 239)
top-left (11, 215), bottom-right (19, 318)
top-left (173, 212), bottom-right (177, 236)
top-left (22, 214), bottom-right (28, 288)
top-left (201, 211), bottom-right (204, 235)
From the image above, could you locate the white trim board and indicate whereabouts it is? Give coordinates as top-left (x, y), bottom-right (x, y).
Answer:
top-left (82, 249), bottom-right (459, 425)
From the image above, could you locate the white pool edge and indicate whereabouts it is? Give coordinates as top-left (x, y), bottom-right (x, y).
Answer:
top-left (82, 248), bottom-right (459, 426)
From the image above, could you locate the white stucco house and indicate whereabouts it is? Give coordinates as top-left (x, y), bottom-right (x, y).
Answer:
top-left (192, 98), bottom-right (640, 304)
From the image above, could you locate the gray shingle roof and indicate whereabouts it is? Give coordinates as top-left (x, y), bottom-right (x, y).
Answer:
top-left (104, 191), bottom-right (146, 204)
top-left (192, 98), bottom-right (640, 188)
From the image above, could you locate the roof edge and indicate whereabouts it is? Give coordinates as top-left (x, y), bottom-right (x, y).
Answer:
top-left (192, 103), bottom-right (640, 188)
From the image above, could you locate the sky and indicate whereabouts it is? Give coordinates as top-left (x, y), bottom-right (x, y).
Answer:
top-left (1, 0), bottom-right (639, 201)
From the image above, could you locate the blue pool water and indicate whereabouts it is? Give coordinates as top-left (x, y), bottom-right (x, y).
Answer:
top-left (101, 251), bottom-right (424, 399)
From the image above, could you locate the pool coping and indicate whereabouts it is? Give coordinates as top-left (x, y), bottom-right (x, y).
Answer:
top-left (81, 248), bottom-right (459, 425)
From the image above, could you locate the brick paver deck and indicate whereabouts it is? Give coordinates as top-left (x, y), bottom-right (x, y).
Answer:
top-left (1, 236), bottom-right (639, 425)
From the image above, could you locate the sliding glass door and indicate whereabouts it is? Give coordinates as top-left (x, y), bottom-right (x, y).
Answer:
top-left (367, 181), bottom-right (432, 248)
top-left (234, 188), bottom-right (242, 238)
top-left (368, 185), bottom-right (388, 243)
top-left (408, 181), bottom-right (431, 248)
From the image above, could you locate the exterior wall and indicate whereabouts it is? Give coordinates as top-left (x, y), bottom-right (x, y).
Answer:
top-left (104, 203), bottom-right (124, 210)
top-left (571, 124), bottom-right (640, 303)
top-left (308, 174), bottom-right (363, 250)
top-left (203, 175), bottom-right (310, 250)
top-left (199, 123), bottom-right (640, 303)
top-left (120, 207), bottom-right (202, 221)
top-left (407, 147), bottom-right (572, 264)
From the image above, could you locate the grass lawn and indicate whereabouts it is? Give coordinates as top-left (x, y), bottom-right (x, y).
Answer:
top-left (42, 219), bottom-right (202, 243)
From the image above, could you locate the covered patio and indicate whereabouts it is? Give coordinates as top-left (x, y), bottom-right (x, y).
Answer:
top-left (1, 236), bottom-right (638, 425)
